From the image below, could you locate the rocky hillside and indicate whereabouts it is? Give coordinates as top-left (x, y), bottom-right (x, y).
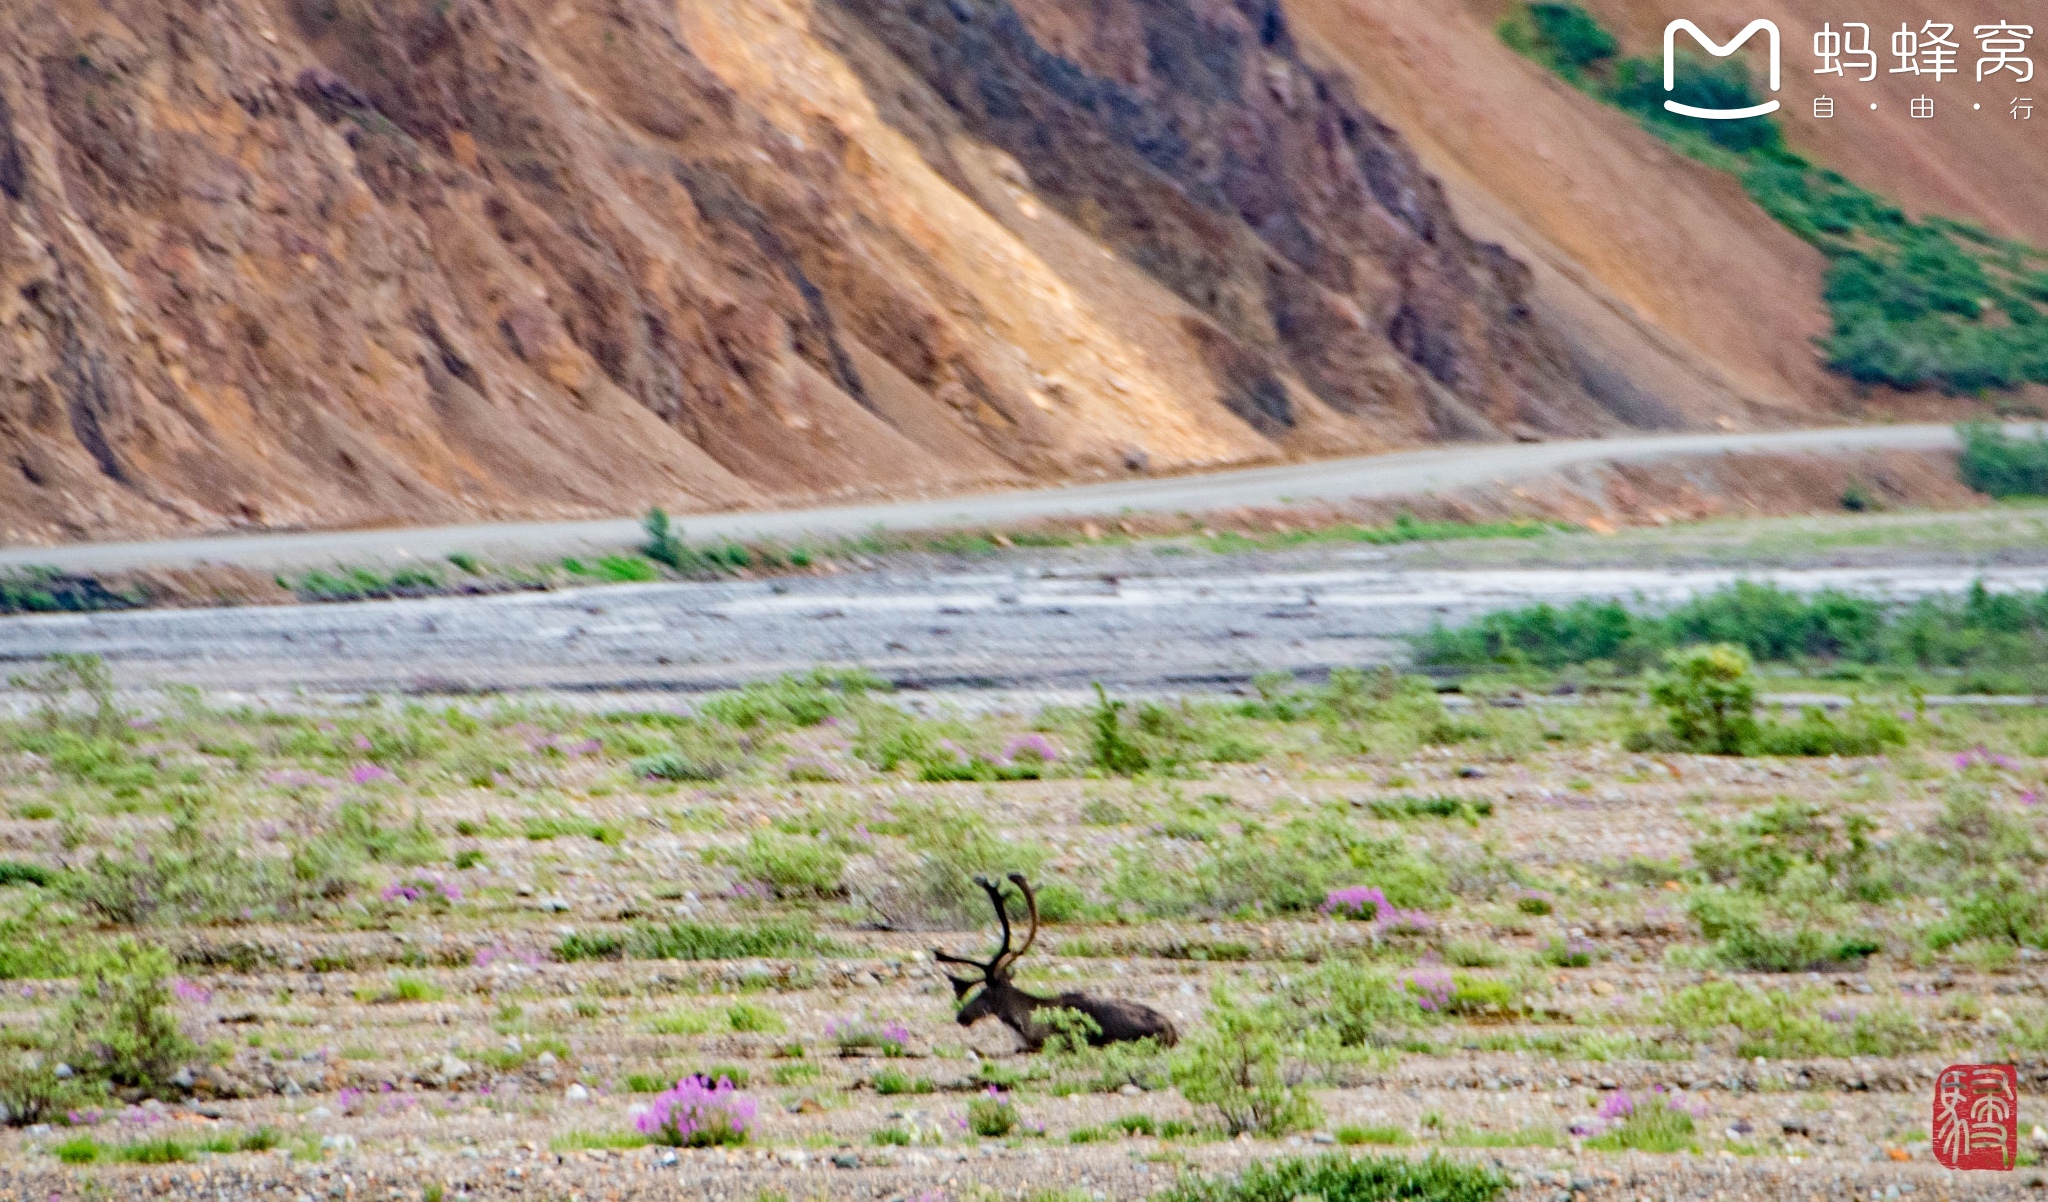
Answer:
top-left (0, 0), bottom-right (1985, 543)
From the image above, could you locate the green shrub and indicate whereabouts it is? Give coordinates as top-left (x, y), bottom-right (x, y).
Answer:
top-left (0, 1051), bottom-right (95, 1127)
top-left (723, 833), bottom-right (845, 898)
top-left (0, 570), bottom-right (140, 617)
top-left (1157, 1154), bottom-right (1509, 1202)
top-left (699, 670), bottom-right (882, 732)
top-left (1089, 685), bottom-right (1149, 776)
top-left (967, 1091), bottom-right (1017, 1137)
top-left (1112, 811), bottom-right (1447, 919)
top-left (1751, 705), bottom-right (1907, 757)
top-left (1689, 891), bottom-right (1881, 972)
top-left (1525, 3), bottom-right (1617, 70)
top-left (872, 799), bottom-right (1047, 927)
top-left (1959, 423), bottom-right (2048, 498)
top-left (52, 943), bottom-right (193, 1094)
top-left (1169, 990), bottom-right (1325, 1137)
top-left (1693, 798), bottom-right (1886, 898)
top-left (1662, 981), bottom-right (1933, 1058)
top-left (1649, 644), bottom-right (1759, 755)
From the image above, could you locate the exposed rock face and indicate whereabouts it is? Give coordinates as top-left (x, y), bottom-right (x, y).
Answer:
top-left (0, 0), bottom-right (1623, 542)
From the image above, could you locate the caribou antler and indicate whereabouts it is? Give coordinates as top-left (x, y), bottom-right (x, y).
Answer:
top-left (932, 874), bottom-right (1016, 979)
top-left (1000, 873), bottom-right (1041, 973)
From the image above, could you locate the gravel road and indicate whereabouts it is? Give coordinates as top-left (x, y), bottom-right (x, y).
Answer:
top-left (0, 425), bottom-right (1977, 574)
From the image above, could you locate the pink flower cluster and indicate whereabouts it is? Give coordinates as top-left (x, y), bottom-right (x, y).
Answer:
top-left (170, 978), bottom-right (213, 1005)
top-left (1320, 886), bottom-right (1433, 934)
top-left (349, 763), bottom-right (394, 786)
top-left (1956, 746), bottom-right (2017, 772)
top-left (1000, 735), bottom-right (1060, 766)
top-left (1579, 1087), bottom-right (1709, 1136)
top-left (828, 1017), bottom-right (912, 1052)
top-left (635, 1075), bottom-right (756, 1147)
top-left (1400, 967), bottom-right (1454, 1013)
top-left (473, 944), bottom-right (542, 969)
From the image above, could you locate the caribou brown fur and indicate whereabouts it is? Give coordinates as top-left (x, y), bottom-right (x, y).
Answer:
top-left (934, 873), bottom-right (1178, 1052)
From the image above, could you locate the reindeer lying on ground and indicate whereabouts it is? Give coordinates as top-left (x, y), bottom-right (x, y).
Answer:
top-left (933, 873), bottom-right (1178, 1052)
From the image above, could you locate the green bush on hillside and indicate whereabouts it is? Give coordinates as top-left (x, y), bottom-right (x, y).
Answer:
top-left (1958, 423), bottom-right (2048, 498)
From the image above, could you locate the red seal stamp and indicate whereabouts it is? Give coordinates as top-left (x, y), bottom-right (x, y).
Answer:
top-left (1932, 1063), bottom-right (2018, 1171)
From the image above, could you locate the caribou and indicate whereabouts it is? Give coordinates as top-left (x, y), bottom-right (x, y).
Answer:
top-left (933, 873), bottom-right (1178, 1051)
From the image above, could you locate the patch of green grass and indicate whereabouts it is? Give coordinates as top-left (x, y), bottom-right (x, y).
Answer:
top-left (1334, 1124), bottom-right (1411, 1146)
top-left (557, 918), bottom-right (827, 963)
top-left (356, 974), bottom-right (445, 1005)
top-left (521, 815), bottom-right (624, 845)
top-left (1364, 795), bottom-right (1492, 823)
top-left (1441, 1125), bottom-right (1561, 1149)
top-left (1157, 1153), bottom-right (1510, 1202)
top-left (725, 1001), bottom-right (785, 1034)
top-left (871, 1066), bottom-right (934, 1095)
top-left (551, 1130), bottom-right (650, 1153)
top-left (1584, 1099), bottom-right (1698, 1154)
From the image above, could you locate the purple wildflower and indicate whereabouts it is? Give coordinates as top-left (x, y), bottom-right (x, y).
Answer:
top-left (1321, 886), bottom-right (1433, 935)
top-left (354, 734), bottom-right (374, 752)
top-left (1401, 968), bottom-right (1454, 1013)
top-left (636, 1075), bottom-right (756, 1147)
top-left (170, 978), bottom-right (212, 1005)
top-left (349, 763), bottom-right (393, 786)
top-left (1000, 735), bottom-right (1060, 766)
top-left (1596, 1091), bottom-right (1635, 1123)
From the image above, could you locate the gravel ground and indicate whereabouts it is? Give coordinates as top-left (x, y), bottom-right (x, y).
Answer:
top-left (0, 746), bottom-right (2039, 1200)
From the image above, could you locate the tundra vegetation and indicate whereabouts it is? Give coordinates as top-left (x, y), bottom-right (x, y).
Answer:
top-left (0, 644), bottom-right (2040, 1192)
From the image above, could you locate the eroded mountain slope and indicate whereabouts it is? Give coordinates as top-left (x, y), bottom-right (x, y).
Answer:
top-left (0, 0), bottom-right (1647, 543)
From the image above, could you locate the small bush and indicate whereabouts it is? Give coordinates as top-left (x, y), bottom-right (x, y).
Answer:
top-left (723, 833), bottom-right (845, 899)
top-left (1649, 644), bottom-right (1758, 755)
top-left (724, 1002), bottom-right (785, 1034)
top-left (52, 942), bottom-right (194, 1094)
top-left (1089, 685), bottom-right (1149, 776)
top-left (1170, 990), bottom-right (1324, 1137)
top-left (967, 1089), bottom-right (1018, 1137)
top-left (1959, 423), bottom-right (2048, 498)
